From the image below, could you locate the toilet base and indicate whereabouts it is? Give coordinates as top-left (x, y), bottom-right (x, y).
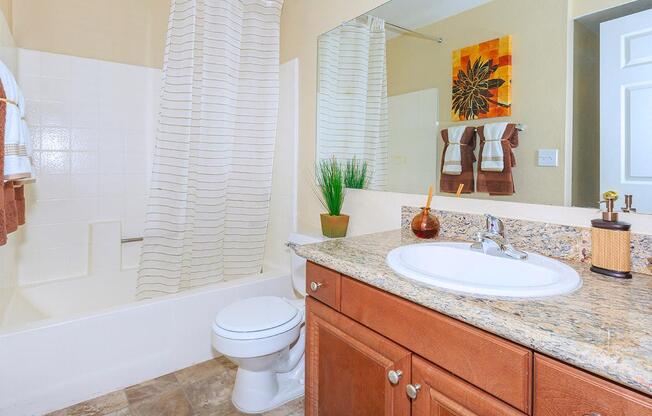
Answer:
top-left (232, 358), bottom-right (305, 414)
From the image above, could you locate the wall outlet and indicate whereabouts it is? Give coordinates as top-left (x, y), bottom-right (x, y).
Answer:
top-left (538, 149), bottom-right (558, 167)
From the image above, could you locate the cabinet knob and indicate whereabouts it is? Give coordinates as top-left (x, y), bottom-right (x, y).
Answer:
top-left (406, 383), bottom-right (421, 399)
top-left (387, 370), bottom-right (403, 385)
top-left (310, 281), bottom-right (323, 292)
top-left (583, 413), bottom-right (602, 416)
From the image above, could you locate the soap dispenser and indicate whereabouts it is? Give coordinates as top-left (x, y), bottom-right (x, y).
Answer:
top-left (590, 191), bottom-right (632, 279)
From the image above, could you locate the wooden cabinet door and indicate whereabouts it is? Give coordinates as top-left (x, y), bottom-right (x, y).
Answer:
top-left (305, 297), bottom-right (411, 416)
top-left (534, 354), bottom-right (652, 416)
top-left (411, 355), bottom-right (526, 416)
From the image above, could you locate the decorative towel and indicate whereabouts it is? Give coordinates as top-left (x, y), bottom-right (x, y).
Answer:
top-left (477, 123), bottom-right (519, 195)
top-left (0, 59), bottom-right (32, 180)
top-left (0, 65), bottom-right (28, 246)
top-left (3, 181), bottom-right (16, 234)
top-left (440, 126), bottom-right (476, 194)
top-left (442, 126), bottom-right (468, 175)
top-left (480, 122), bottom-right (509, 172)
top-left (0, 78), bottom-right (6, 245)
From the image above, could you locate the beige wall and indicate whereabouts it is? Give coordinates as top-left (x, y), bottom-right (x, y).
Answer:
top-left (11, 0), bottom-right (170, 68)
top-left (386, 0), bottom-right (568, 205)
top-left (571, 21), bottom-right (600, 208)
top-left (0, 0), bottom-right (15, 72)
top-left (0, 0), bottom-right (11, 29)
top-left (571, 0), bottom-right (637, 17)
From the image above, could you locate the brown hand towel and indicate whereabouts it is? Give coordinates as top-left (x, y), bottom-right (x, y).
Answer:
top-left (3, 182), bottom-right (17, 234)
top-left (15, 185), bottom-right (25, 225)
top-left (440, 126), bottom-right (476, 194)
top-left (476, 123), bottom-right (518, 195)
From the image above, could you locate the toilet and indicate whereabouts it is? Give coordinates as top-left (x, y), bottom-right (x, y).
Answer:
top-left (212, 233), bottom-right (324, 414)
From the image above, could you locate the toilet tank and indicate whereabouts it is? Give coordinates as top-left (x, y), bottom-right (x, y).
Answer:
top-left (288, 233), bottom-right (326, 296)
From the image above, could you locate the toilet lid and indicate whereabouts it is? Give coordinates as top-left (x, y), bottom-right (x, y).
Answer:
top-left (215, 296), bottom-right (300, 335)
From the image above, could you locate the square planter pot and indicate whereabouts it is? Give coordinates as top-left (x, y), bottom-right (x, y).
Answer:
top-left (320, 214), bottom-right (349, 238)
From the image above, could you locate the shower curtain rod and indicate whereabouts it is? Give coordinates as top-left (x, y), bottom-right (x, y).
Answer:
top-left (381, 19), bottom-right (444, 43)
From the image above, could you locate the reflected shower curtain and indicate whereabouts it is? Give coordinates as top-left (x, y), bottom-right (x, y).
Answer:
top-left (317, 16), bottom-right (388, 190)
top-left (137, 0), bottom-right (284, 299)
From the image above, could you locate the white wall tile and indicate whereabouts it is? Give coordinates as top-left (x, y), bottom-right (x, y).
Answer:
top-left (40, 101), bottom-right (70, 127)
top-left (17, 48), bottom-right (41, 78)
top-left (9, 48), bottom-right (161, 285)
top-left (70, 128), bottom-right (99, 151)
top-left (70, 151), bottom-right (99, 174)
top-left (40, 127), bottom-right (71, 151)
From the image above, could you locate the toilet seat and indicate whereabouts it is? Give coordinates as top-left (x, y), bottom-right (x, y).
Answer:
top-left (212, 296), bottom-right (305, 358)
top-left (214, 296), bottom-right (303, 340)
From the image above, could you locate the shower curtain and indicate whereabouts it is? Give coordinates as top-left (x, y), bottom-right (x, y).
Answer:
top-left (137, 0), bottom-right (284, 299)
top-left (317, 16), bottom-right (388, 190)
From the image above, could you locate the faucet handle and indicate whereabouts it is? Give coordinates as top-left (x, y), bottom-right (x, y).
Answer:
top-left (484, 214), bottom-right (505, 237)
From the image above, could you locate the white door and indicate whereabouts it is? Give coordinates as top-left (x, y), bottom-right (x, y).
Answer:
top-left (600, 8), bottom-right (652, 213)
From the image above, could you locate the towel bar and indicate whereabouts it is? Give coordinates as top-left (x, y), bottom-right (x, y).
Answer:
top-left (121, 237), bottom-right (143, 244)
top-left (473, 123), bottom-right (527, 132)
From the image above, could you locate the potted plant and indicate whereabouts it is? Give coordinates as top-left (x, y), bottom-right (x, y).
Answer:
top-left (316, 157), bottom-right (349, 238)
top-left (344, 156), bottom-right (369, 189)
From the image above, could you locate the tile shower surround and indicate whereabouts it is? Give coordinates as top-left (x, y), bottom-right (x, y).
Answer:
top-left (401, 206), bottom-right (652, 276)
top-left (12, 48), bottom-right (160, 283)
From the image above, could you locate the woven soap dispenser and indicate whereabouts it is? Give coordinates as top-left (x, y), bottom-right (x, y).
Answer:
top-left (590, 191), bottom-right (632, 279)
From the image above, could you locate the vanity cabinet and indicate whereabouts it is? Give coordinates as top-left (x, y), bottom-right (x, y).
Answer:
top-left (305, 261), bottom-right (652, 416)
top-left (305, 297), bottom-right (412, 416)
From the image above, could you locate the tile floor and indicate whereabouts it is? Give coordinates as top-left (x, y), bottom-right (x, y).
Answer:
top-left (47, 357), bottom-right (304, 416)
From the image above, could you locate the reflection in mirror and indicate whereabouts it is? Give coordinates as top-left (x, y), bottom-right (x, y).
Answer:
top-left (316, 0), bottom-right (652, 213)
top-left (573, 0), bottom-right (652, 213)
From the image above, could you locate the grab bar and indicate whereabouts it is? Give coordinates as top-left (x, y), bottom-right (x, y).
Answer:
top-left (121, 237), bottom-right (143, 244)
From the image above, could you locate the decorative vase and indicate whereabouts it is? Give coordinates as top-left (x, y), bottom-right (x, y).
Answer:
top-left (411, 207), bottom-right (440, 239)
top-left (320, 213), bottom-right (350, 238)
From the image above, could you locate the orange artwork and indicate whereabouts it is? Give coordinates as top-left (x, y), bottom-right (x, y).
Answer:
top-left (451, 35), bottom-right (512, 121)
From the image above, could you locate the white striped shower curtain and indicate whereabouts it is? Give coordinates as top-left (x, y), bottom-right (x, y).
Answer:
top-left (317, 16), bottom-right (388, 190)
top-left (137, 0), bottom-right (284, 299)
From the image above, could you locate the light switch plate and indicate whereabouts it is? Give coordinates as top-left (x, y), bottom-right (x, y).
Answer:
top-left (538, 149), bottom-right (558, 167)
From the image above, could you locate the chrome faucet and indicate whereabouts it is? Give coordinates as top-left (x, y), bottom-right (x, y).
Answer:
top-left (470, 214), bottom-right (528, 260)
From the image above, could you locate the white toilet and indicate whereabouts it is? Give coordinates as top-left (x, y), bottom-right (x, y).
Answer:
top-left (212, 233), bottom-right (324, 414)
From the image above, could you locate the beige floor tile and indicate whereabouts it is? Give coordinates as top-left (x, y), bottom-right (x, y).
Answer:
top-left (124, 373), bottom-right (178, 405)
top-left (129, 387), bottom-right (192, 416)
top-left (46, 390), bottom-right (129, 416)
top-left (182, 372), bottom-right (239, 416)
top-left (263, 398), bottom-right (304, 416)
top-left (47, 358), bottom-right (304, 416)
top-left (174, 356), bottom-right (236, 385)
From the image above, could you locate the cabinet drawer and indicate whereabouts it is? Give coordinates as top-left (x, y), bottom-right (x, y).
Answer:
top-left (341, 276), bottom-right (532, 414)
top-left (306, 261), bottom-right (341, 310)
top-left (534, 354), bottom-right (652, 416)
top-left (412, 355), bottom-right (526, 416)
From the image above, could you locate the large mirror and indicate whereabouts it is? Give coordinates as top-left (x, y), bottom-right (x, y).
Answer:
top-left (316, 0), bottom-right (652, 214)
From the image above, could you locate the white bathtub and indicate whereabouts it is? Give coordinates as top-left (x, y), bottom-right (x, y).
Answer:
top-left (0, 268), bottom-right (295, 416)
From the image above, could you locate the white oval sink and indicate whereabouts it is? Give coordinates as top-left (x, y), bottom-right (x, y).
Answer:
top-left (386, 242), bottom-right (581, 298)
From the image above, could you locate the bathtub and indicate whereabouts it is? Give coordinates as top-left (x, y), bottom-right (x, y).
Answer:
top-left (0, 267), bottom-right (295, 416)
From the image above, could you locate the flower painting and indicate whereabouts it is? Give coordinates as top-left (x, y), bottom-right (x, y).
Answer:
top-left (452, 36), bottom-right (512, 121)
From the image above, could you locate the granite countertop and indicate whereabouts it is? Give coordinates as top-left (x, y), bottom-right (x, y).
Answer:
top-left (294, 229), bottom-right (652, 395)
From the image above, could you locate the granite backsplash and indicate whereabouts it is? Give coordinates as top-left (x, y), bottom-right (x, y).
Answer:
top-left (401, 206), bottom-right (652, 276)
